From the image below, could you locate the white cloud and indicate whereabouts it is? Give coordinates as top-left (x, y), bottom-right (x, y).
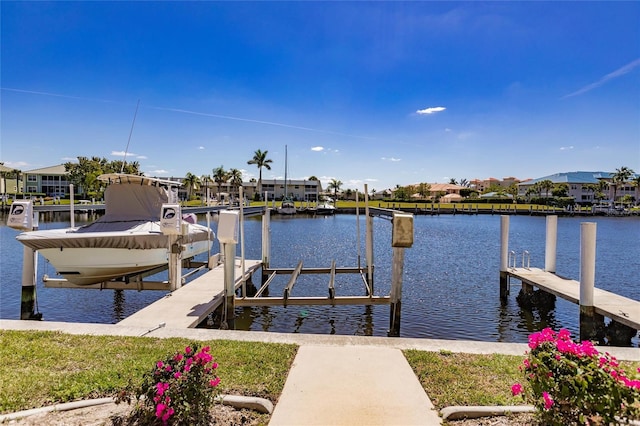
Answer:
top-left (559, 146), bottom-right (574, 151)
top-left (311, 146), bottom-right (324, 152)
top-left (416, 106), bottom-right (446, 115)
top-left (111, 150), bottom-right (138, 157)
top-left (562, 58), bottom-right (640, 99)
top-left (381, 157), bottom-right (401, 162)
top-left (136, 155), bottom-right (147, 160)
top-left (60, 157), bottom-right (76, 162)
top-left (147, 169), bottom-right (169, 175)
top-left (198, 146), bottom-right (205, 150)
top-left (2, 161), bottom-right (29, 168)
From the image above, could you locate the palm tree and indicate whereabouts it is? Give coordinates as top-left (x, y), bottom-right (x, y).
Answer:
top-left (182, 172), bottom-right (199, 201)
top-left (200, 174), bottom-right (211, 205)
top-left (448, 178), bottom-right (458, 185)
top-left (247, 149), bottom-right (273, 200)
top-left (327, 178), bottom-right (342, 203)
top-left (228, 168), bottom-right (243, 202)
top-left (538, 180), bottom-right (554, 199)
top-left (212, 166), bottom-right (228, 205)
top-left (611, 166), bottom-right (634, 204)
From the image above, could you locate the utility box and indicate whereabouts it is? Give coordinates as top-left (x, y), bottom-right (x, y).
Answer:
top-left (218, 210), bottom-right (239, 244)
top-left (392, 212), bottom-right (414, 248)
top-left (160, 204), bottom-right (181, 235)
top-left (7, 201), bottom-right (33, 231)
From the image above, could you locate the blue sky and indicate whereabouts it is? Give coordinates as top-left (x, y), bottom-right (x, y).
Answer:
top-left (2, 2), bottom-right (639, 191)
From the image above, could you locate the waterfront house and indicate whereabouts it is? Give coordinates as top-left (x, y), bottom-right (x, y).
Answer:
top-left (517, 171), bottom-right (639, 205)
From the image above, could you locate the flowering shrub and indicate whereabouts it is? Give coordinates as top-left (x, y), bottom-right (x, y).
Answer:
top-left (511, 328), bottom-right (640, 425)
top-left (118, 343), bottom-right (221, 425)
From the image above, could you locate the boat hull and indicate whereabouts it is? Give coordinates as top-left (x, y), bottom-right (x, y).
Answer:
top-left (38, 240), bottom-right (211, 285)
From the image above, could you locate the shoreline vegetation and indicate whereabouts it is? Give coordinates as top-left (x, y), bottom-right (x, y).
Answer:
top-left (1, 330), bottom-right (639, 419)
top-left (2, 198), bottom-right (639, 217)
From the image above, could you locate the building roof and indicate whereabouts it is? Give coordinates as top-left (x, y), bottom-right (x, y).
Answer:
top-left (521, 171), bottom-right (613, 185)
top-left (25, 164), bottom-right (67, 175)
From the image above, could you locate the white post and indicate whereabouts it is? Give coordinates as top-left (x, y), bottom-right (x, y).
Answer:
top-left (579, 222), bottom-right (596, 308)
top-left (500, 215), bottom-right (509, 272)
top-left (239, 186), bottom-right (246, 296)
top-left (364, 184), bottom-right (374, 291)
top-left (262, 204), bottom-right (270, 268)
top-left (499, 215), bottom-right (509, 300)
top-left (356, 189), bottom-right (361, 269)
top-left (545, 215), bottom-right (558, 273)
top-left (388, 247), bottom-right (405, 336)
top-left (168, 234), bottom-right (182, 291)
top-left (223, 242), bottom-right (236, 328)
top-left (69, 183), bottom-right (75, 227)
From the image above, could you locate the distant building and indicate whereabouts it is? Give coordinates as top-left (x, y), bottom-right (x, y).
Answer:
top-left (517, 171), bottom-right (639, 204)
top-left (23, 164), bottom-right (71, 196)
top-left (200, 178), bottom-right (322, 202)
top-left (469, 176), bottom-right (521, 192)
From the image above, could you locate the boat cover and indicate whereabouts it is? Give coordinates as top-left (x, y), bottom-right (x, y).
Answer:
top-left (16, 183), bottom-right (212, 250)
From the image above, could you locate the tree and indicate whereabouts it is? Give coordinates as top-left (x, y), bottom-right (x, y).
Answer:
top-left (611, 166), bottom-right (634, 204)
top-left (247, 149), bottom-right (273, 200)
top-left (327, 178), bottom-right (342, 202)
top-left (182, 172), bottom-right (199, 201)
top-left (459, 178), bottom-right (470, 187)
top-left (212, 166), bottom-right (228, 204)
top-left (538, 180), bottom-right (554, 199)
top-left (418, 182), bottom-right (431, 199)
top-left (64, 156), bottom-right (141, 198)
top-left (448, 178), bottom-right (458, 185)
top-left (228, 168), bottom-right (243, 201)
top-left (200, 174), bottom-right (211, 205)
top-left (552, 183), bottom-right (569, 198)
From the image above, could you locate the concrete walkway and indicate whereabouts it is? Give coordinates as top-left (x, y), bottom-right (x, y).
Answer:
top-left (2, 320), bottom-right (639, 425)
top-left (269, 345), bottom-right (441, 425)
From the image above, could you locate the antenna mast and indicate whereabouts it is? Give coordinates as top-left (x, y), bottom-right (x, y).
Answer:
top-left (121, 99), bottom-right (140, 173)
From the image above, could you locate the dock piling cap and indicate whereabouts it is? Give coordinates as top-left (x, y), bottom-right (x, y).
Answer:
top-left (218, 211), bottom-right (239, 244)
top-left (392, 212), bottom-right (413, 248)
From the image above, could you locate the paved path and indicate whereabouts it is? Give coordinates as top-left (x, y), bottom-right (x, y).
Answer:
top-left (269, 345), bottom-right (441, 425)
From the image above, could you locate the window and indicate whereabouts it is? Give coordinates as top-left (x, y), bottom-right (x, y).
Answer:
top-left (28, 175), bottom-right (37, 182)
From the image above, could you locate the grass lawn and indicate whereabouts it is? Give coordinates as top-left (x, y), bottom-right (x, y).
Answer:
top-left (1, 330), bottom-right (638, 416)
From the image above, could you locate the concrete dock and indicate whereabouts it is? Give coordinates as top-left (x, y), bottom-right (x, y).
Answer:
top-left (117, 258), bottom-right (261, 329)
top-left (507, 267), bottom-right (640, 330)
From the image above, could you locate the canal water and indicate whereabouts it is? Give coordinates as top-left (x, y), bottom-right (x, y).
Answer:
top-left (1, 213), bottom-right (638, 345)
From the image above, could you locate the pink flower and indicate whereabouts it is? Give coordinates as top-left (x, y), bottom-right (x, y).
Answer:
top-left (542, 392), bottom-right (554, 410)
top-left (155, 402), bottom-right (166, 418)
top-left (156, 382), bottom-right (169, 396)
top-left (209, 377), bottom-right (221, 387)
top-left (161, 407), bottom-right (174, 423)
top-left (174, 372), bottom-right (182, 379)
top-left (185, 346), bottom-right (192, 354)
top-left (173, 353), bottom-right (183, 362)
top-left (511, 383), bottom-right (523, 396)
top-left (156, 361), bottom-right (164, 369)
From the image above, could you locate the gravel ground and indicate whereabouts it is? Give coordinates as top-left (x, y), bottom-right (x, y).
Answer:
top-left (4, 403), bottom-right (539, 426)
top-left (3, 401), bottom-right (267, 425)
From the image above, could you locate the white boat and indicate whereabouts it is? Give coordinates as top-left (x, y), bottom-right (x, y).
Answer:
top-left (277, 197), bottom-right (297, 215)
top-left (14, 173), bottom-right (214, 286)
top-left (315, 200), bottom-right (336, 215)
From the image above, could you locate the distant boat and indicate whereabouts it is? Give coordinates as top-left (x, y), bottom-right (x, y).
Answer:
top-left (12, 173), bottom-right (214, 285)
top-left (315, 198), bottom-right (336, 215)
top-left (277, 145), bottom-right (297, 215)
